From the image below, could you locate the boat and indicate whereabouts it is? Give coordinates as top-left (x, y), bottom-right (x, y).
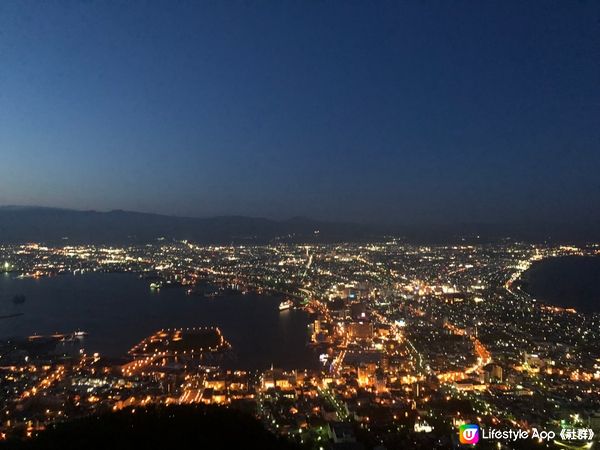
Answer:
top-left (279, 299), bottom-right (293, 311)
top-left (12, 295), bottom-right (26, 305)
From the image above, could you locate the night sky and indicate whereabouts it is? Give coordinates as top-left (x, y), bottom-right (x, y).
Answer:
top-left (1, 1), bottom-right (599, 225)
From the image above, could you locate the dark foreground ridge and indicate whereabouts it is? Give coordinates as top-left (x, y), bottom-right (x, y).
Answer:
top-left (2, 405), bottom-right (298, 450)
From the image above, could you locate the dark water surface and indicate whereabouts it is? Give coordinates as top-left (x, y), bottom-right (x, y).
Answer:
top-left (0, 273), bottom-right (315, 369)
top-left (522, 255), bottom-right (600, 314)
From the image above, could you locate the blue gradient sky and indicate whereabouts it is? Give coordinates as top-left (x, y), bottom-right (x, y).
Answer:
top-left (1, 1), bottom-right (599, 224)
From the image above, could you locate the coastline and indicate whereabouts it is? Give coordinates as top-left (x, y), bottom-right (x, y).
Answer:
top-left (518, 255), bottom-right (600, 314)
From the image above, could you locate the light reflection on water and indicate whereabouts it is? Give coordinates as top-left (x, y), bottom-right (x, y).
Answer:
top-left (0, 273), bottom-right (316, 369)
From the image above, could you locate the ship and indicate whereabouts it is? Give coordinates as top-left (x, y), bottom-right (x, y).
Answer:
top-left (278, 299), bottom-right (293, 311)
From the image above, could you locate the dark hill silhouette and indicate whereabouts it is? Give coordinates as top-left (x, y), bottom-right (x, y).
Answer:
top-left (0, 206), bottom-right (373, 244)
top-left (2, 405), bottom-right (299, 450)
top-left (0, 206), bottom-right (597, 244)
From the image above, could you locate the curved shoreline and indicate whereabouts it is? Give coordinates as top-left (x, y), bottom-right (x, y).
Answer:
top-left (519, 255), bottom-right (600, 314)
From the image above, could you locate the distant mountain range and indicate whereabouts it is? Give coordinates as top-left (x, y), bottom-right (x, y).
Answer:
top-left (0, 206), bottom-right (374, 244)
top-left (0, 206), bottom-right (597, 244)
